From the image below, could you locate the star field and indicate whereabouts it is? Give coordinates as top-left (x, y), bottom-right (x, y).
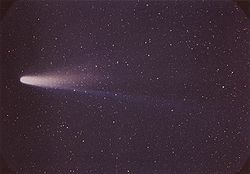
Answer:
top-left (1, 1), bottom-right (250, 174)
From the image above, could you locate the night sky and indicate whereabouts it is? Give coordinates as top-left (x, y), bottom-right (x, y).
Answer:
top-left (1, 1), bottom-right (250, 174)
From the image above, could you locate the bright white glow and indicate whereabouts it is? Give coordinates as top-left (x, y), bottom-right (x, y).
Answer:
top-left (20, 75), bottom-right (70, 88)
top-left (20, 74), bottom-right (95, 89)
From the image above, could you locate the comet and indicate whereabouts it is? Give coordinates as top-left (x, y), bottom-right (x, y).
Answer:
top-left (19, 74), bottom-right (176, 104)
top-left (19, 73), bottom-right (149, 103)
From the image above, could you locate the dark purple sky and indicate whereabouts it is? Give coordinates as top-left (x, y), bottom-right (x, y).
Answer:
top-left (1, 1), bottom-right (249, 174)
